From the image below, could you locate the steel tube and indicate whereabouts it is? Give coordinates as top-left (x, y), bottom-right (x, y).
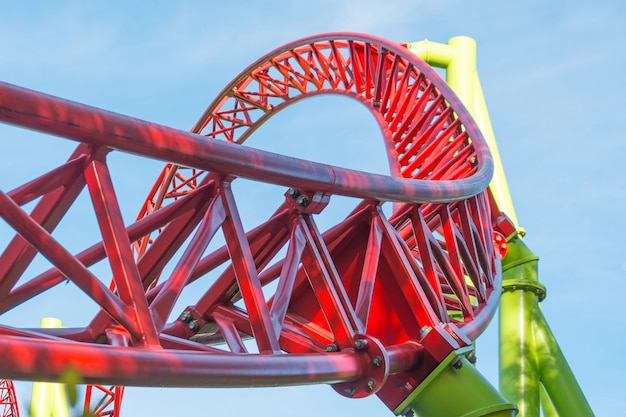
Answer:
top-left (499, 284), bottom-right (540, 416)
top-left (0, 81), bottom-right (492, 205)
top-left (0, 333), bottom-right (429, 388)
top-left (0, 334), bottom-right (361, 387)
top-left (499, 238), bottom-right (541, 417)
top-left (534, 309), bottom-right (594, 416)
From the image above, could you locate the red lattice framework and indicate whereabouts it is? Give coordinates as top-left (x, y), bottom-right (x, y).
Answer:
top-left (0, 380), bottom-right (18, 417)
top-left (84, 385), bottom-right (123, 417)
top-left (0, 33), bottom-right (503, 412)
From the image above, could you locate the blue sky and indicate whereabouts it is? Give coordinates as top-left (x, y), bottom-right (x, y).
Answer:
top-left (1, 1), bottom-right (625, 416)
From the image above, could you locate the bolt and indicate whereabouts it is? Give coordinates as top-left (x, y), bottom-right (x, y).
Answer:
top-left (325, 343), bottom-right (339, 352)
top-left (366, 379), bottom-right (376, 392)
top-left (372, 356), bottom-right (383, 367)
top-left (296, 194), bottom-right (310, 207)
top-left (188, 320), bottom-right (201, 332)
top-left (287, 187), bottom-right (299, 197)
top-left (344, 386), bottom-right (356, 397)
top-left (419, 325), bottom-right (432, 338)
top-left (466, 351), bottom-right (477, 365)
top-left (469, 156), bottom-right (477, 166)
top-left (354, 339), bottom-right (368, 350)
top-left (180, 311), bottom-right (192, 323)
top-left (451, 357), bottom-right (463, 370)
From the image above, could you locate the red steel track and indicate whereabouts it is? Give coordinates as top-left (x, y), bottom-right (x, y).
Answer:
top-left (0, 33), bottom-right (502, 411)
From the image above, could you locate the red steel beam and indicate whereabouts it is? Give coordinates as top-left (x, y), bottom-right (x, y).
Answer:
top-left (0, 85), bottom-right (491, 207)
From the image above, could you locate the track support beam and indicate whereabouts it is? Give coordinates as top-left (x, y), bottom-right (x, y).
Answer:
top-left (394, 347), bottom-right (516, 417)
top-left (500, 237), bottom-right (594, 417)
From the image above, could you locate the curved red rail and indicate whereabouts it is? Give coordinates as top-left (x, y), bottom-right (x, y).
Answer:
top-left (0, 33), bottom-right (500, 411)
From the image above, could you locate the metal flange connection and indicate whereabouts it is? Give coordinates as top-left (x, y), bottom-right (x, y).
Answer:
top-left (331, 335), bottom-right (389, 398)
top-left (502, 279), bottom-right (547, 302)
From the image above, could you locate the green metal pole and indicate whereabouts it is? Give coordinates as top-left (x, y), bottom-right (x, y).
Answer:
top-left (445, 36), bottom-right (477, 114)
top-left (470, 71), bottom-right (521, 230)
top-left (540, 384), bottom-right (558, 417)
top-left (499, 237), bottom-right (543, 416)
top-left (30, 318), bottom-right (70, 417)
top-left (406, 38), bottom-right (456, 68)
top-left (534, 309), bottom-right (595, 416)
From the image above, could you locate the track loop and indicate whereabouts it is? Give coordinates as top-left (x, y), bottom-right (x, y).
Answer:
top-left (0, 33), bottom-right (500, 412)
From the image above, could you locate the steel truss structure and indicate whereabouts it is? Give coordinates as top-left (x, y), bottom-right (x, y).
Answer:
top-left (0, 380), bottom-right (18, 417)
top-left (0, 33), bottom-right (529, 416)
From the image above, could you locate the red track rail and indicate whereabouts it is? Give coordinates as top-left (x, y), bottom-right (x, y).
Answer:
top-left (0, 33), bottom-right (501, 411)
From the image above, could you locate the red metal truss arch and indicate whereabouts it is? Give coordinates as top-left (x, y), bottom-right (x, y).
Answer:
top-left (0, 33), bottom-right (500, 411)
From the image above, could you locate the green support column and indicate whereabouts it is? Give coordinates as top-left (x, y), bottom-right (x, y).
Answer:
top-left (534, 310), bottom-right (594, 416)
top-left (540, 385), bottom-right (558, 417)
top-left (500, 237), bottom-right (594, 417)
top-left (30, 318), bottom-right (70, 417)
top-left (499, 237), bottom-right (543, 416)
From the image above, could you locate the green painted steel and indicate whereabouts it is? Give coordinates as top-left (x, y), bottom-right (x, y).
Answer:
top-left (540, 385), bottom-right (558, 417)
top-left (395, 348), bottom-right (517, 417)
top-left (534, 310), bottom-right (594, 415)
top-left (499, 238), bottom-right (542, 416)
top-left (500, 237), bottom-right (594, 416)
top-left (30, 318), bottom-right (70, 417)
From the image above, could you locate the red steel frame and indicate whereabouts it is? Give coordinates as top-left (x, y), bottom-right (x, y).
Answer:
top-left (0, 380), bottom-right (18, 417)
top-left (0, 33), bottom-right (502, 412)
top-left (84, 385), bottom-right (124, 417)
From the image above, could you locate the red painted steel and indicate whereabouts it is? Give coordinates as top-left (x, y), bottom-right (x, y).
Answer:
top-left (0, 380), bottom-right (18, 417)
top-left (0, 33), bottom-right (501, 412)
top-left (84, 385), bottom-right (124, 417)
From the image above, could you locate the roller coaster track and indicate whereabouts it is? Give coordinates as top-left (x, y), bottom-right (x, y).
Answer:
top-left (0, 33), bottom-right (505, 414)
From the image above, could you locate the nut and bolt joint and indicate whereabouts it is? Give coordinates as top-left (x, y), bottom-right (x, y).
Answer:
top-left (354, 339), bottom-right (368, 350)
top-left (325, 343), bottom-right (339, 352)
top-left (287, 188), bottom-right (310, 207)
top-left (296, 195), bottom-right (310, 207)
top-left (180, 311), bottom-right (192, 323)
top-left (188, 320), bottom-right (201, 332)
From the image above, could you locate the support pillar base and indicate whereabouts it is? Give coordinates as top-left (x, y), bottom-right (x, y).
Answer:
top-left (394, 348), bottom-right (517, 417)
